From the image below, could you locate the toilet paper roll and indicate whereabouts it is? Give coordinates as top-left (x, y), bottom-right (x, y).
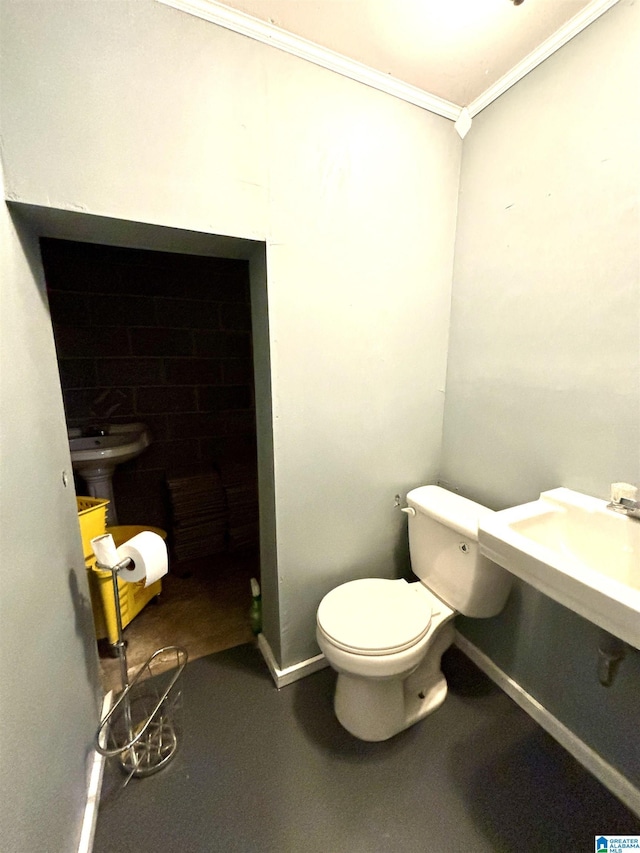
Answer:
top-left (91, 533), bottom-right (119, 568)
top-left (114, 531), bottom-right (168, 587)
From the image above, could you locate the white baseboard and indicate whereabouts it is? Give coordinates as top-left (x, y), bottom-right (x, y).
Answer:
top-left (77, 691), bottom-right (113, 853)
top-left (454, 632), bottom-right (640, 818)
top-left (257, 633), bottom-right (328, 689)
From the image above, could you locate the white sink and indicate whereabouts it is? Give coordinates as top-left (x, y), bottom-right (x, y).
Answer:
top-left (68, 423), bottom-right (151, 524)
top-left (479, 488), bottom-right (640, 649)
top-left (68, 422), bottom-right (151, 470)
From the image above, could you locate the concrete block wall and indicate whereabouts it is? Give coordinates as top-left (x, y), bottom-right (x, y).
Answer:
top-left (42, 238), bottom-right (257, 535)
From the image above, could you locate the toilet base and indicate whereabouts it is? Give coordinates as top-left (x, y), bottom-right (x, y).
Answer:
top-left (333, 621), bottom-right (455, 742)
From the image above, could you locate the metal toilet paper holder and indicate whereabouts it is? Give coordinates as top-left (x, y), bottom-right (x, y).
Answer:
top-left (94, 552), bottom-right (187, 783)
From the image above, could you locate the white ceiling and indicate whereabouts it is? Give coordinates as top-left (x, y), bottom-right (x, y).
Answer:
top-left (214, 0), bottom-right (604, 106)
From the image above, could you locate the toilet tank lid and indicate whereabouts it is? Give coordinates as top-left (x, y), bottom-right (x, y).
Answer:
top-left (406, 486), bottom-right (494, 541)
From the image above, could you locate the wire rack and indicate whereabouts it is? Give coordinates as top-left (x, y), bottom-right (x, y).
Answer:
top-left (93, 542), bottom-right (187, 785)
top-left (96, 646), bottom-right (187, 783)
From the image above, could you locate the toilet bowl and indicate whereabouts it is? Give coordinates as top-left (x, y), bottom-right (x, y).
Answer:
top-left (316, 486), bottom-right (512, 742)
top-left (317, 578), bottom-right (455, 741)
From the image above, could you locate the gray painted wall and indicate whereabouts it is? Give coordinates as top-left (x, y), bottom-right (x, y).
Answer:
top-left (441, 1), bottom-right (640, 787)
top-left (1, 1), bottom-right (638, 845)
top-left (0, 182), bottom-right (102, 850)
top-left (0, 0), bottom-right (460, 673)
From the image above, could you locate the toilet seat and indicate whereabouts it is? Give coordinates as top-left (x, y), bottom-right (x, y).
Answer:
top-left (317, 578), bottom-right (432, 656)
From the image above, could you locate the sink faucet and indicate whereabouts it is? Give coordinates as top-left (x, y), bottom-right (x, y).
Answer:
top-left (83, 424), bottom-right (110, 437)
top-left (615, 497), bottom-right (640, 519)
top-left (607, 482), bottom-right (640, 519)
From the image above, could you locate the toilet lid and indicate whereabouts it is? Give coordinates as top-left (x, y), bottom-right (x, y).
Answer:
top-left (317, 579), bottom-right (432, 655)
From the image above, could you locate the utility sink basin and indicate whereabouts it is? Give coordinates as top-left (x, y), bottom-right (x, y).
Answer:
top-left (68, 422), bottom-right (151, 471)
top-left (479, 488), bottom-right (640, 649)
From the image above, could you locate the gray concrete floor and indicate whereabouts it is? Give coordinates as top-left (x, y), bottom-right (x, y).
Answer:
top-left (93, 645), bottom-right (640, 852)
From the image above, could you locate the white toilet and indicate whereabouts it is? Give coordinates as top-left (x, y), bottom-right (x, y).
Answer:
top-left (316, 485), bottom-right (512, 741)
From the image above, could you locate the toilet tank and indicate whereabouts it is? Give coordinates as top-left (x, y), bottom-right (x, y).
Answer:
top-left (406, 486), bottom-right (511, 618)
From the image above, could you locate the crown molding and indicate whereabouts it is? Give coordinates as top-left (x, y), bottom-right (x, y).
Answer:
top-left (156, 0), bottom-right (619, 130)
top-left (454, 108), bottom-right (472, 140)
top-left (467, 0), bottom-right (621, 117)
top-left (155, 0), bottom-right (462, 122)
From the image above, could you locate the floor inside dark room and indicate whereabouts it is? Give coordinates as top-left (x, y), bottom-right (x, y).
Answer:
top-left (98, 551), bottom-right (257, 695)
top-left (93, 644), bottom-right (640, 853)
